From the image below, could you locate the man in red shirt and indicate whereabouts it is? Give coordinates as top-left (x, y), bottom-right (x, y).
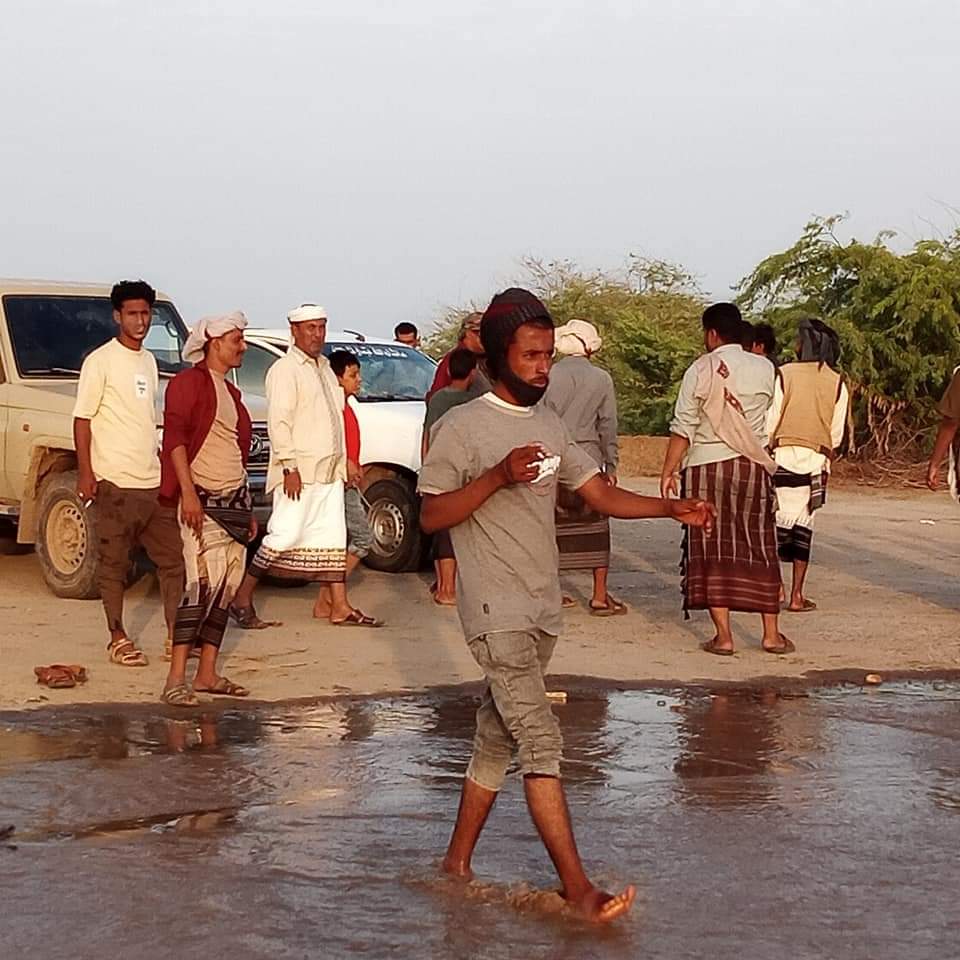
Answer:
top-left (321, 350), bottom-right (382, 626)
top-left (426, 312), bottom-right (489, 402)
top-left (160, 311), bottom-right (260, 705)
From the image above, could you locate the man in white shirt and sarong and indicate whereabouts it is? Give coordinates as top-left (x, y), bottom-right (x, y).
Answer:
top-left (661, 303), bottom-right (792, 657)
top-left (231, 304), bottom-right (378, 627)
top-left (767, 318), bottom-right (848, 613)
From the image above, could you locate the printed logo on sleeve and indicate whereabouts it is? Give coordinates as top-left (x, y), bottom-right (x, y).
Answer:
top-left (134, 374), bottom-right (149, 399)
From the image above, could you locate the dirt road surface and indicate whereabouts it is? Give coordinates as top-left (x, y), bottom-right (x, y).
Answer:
top-left (2, 481), bottom-right (958, 710)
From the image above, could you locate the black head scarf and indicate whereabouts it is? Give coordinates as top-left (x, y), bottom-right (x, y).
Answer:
top-left (797, 317), bottom-right (841, 368)
top-left (480, 288), bottom-right (554, 405)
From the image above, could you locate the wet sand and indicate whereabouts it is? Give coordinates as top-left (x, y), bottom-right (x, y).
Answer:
top-left (2, 684), bottom-right (958, 958)
top-left (1, 482), bottom-right (959, 710)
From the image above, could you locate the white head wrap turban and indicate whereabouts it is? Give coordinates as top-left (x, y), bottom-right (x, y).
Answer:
top-left (555, 319), bottom-right (602, 357)
top-left (183, 310), bottom-right (248, 365)
top-left (287, 303), bottom-right (328, 324)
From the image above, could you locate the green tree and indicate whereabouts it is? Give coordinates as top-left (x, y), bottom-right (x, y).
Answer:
top-left (737, 215), bottom-right (960, 455)
top-left (423, 256), bottom-right (706, 434)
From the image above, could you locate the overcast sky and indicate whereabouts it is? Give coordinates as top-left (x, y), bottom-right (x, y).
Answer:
top-left (1, 0), bottom-right (957, 337)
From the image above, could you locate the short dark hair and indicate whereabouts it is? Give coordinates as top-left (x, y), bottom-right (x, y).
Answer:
top-left (394, 322), bottom-right (418, 338)
top-left (110, 280), bottom-right (156, 311)
top-left (702, 302), bottom-right (744, 345)
top-left (448, 347), bottom-right (478, 381)
top-left (329, 349), bottom-right (360, 377)
top-left (739, 320), bottom-right (756, 350)
top-left (752, 322), bottom-right (777, 358)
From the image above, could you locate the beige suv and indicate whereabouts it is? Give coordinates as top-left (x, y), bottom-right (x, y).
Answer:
top-left (0, 280), bottom-right (270, 598)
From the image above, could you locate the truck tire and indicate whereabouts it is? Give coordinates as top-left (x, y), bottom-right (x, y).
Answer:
top-left (363, 477), bottom-right (422, 573)
top-left (35, 470), bottom-right (101, 599)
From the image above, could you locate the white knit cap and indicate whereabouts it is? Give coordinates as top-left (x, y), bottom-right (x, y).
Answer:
top-left (287, 303), bottom-right (328, 324)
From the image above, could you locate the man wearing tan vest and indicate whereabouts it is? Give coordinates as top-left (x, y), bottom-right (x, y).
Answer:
top-left (766, 318), bottom-right (848, 613)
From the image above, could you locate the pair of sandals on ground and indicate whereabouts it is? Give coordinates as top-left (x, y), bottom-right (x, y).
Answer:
top-left (700, 596), bottom-right (815, 657)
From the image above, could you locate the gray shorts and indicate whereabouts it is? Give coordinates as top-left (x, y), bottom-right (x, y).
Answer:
top-left (345, 487), bottom-right (373, 559)
top-left (465, 629), bottom-right (561, 791)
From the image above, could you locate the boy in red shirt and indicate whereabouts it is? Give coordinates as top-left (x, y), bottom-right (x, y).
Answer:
top-left (326, 350), bottom-right (381, 626)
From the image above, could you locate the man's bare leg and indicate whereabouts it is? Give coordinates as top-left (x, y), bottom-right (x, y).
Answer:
top-left (760, 611), bottom-right (788, 650)
top-left (313, 553), bottom-right (360, 620)
top-left (590, 566), bottom-right (609, 609)
top-left (435, 558), bottom-right (457, 604)
top-left (442, 776), bottom-right (499, 880)
top-left (328, 581), bottom-right (354, 622)
top-left (787, 559), bottom-right (811, 610)
top-left (524, 774), bottom-right (635, 923)
top-left (232, 572), bottom-right (258, 611)
top-left (707, 606), bottom-right (734, 652)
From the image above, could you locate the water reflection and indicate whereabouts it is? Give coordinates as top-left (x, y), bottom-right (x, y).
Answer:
top-left (1, 684), bottom-right (959, 960)
top-left (672, 690), bottom-right (784, 807)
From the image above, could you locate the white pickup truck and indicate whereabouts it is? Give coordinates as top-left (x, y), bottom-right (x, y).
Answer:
top-left (239, 329), bottom-right (436, 572)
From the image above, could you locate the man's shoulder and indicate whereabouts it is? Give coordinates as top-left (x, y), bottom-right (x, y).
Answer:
top-left (436, 393), bottom-right (488, 426)
top-left (81, 339), bottom-right (116, 367)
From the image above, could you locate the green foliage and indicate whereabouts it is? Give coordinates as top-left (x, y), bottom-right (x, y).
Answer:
top-left (423, 219), bottom-right (960, 453)
top-left (423, 256), bottom-right (705, 434)
top-left (737, 216), bottom-right (960, 454)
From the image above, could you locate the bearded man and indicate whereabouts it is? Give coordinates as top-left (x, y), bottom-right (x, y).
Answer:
top-left (418, 287), bottom-right (714, 924)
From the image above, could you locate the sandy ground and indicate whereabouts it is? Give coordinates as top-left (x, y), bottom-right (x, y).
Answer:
top-left (2, 480), bottom-right (959, 711)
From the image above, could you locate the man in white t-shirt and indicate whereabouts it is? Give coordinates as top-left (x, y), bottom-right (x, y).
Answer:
top-left (73, 280), bottom-right (184, 667)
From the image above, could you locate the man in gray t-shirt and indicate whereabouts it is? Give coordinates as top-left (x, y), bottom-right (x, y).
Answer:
top-left (418, 288), bottom-right (713, 925)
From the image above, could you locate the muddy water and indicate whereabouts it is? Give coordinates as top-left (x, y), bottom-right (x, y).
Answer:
top-left (1, 683), bottom-right (958, 959)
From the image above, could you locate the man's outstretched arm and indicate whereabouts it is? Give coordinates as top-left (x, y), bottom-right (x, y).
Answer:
top-left (420, 444), bottom-right (543, 533)
top-left (577, 473), bottom-right (715, 532)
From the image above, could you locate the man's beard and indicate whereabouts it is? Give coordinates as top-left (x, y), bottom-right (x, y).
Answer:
top-left (500, 364), bottom-right (548, 406)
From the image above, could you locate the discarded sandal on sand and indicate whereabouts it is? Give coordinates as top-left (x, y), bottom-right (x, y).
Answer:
top-left (700, 637), bottom-right (734, 657)
top-left (34, 664), bottom-right (88, 688)
top-left (193, 677), bottom-right (250, 698)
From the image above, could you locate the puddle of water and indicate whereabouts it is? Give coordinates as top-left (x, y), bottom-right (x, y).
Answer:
top-left (1, 684), bottom-right (958, 959)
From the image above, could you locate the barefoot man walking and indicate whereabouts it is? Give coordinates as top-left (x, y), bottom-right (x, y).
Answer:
top-left (419, 288), bottom-right (714, 923)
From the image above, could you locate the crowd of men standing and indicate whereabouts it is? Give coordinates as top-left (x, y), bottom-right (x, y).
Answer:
top-left (71, 277), bottom-right (865, 923)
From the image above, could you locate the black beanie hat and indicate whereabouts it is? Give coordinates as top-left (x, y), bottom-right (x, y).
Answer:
top-left (480, 288), bottom-right (553, 378)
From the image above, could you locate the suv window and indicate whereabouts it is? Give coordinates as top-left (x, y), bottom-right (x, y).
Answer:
top-left (233, 342), bottom-right (279, 397)
top-left (324, 341), bottom-right (435, 401)
top-left (2, 295), bottom-right (187, 377)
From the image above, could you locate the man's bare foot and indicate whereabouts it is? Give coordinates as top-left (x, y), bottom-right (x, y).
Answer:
top-left (566, 884), bottom-right (636, 924)
top-left (440, 855), bottom-right (474, 882)
top-left (312, 600), bottom-right (331, 620)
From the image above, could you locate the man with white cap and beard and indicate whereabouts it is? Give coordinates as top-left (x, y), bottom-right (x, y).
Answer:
top-left (160, 311), bottom-right (259, 705)
top-left (231, 304), bottom-right (380, 627)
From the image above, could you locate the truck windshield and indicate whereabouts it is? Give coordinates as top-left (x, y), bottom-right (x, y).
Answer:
top-left (323, 341), bottom-right (436, 401)
top-left (3, 295), bottom-right (187, 377)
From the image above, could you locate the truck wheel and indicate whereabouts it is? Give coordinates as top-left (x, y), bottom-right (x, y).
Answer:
top-left (35, 470), bottom-right (101, 599)
top-left (363, 477), bottom-right (422, 573)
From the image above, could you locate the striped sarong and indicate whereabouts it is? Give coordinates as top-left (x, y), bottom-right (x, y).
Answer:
top-left (173, 485), bottom-right (252, 649)
top-left (248, 481), bottom-right (347, 582)
top-left (681, 456), bottom-right (780, 615)
top-left (772, 466), bottom-right (824, 563)
top-left (555, 488), bottom-right (610, 571)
